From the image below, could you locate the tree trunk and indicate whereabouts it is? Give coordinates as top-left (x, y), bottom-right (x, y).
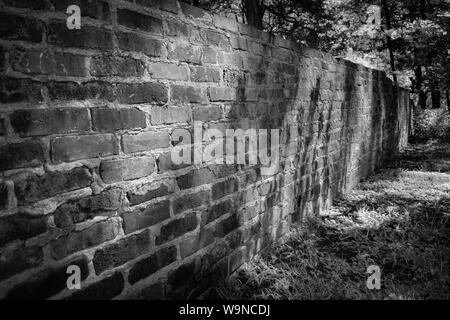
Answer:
top-left (242, 0), bottom-right (264, 29)
top-left (414, 67), bottom-right (427, 109)
top-left (381, 0), bottom-right (398, 85)
top-left (431, 87), bottom-right (441, 109)
top-left (446, 90), bottom-right (450, 113)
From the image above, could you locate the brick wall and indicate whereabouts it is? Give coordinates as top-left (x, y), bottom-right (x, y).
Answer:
top-left (0, 0), bottom-right (410, 299)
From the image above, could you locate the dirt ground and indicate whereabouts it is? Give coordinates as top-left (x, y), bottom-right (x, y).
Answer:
top-left (216, 140), bottom-right (450, 300)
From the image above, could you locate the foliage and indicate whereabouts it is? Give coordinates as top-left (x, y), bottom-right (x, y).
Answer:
top-left (412, 109), bottom-right (450, 141)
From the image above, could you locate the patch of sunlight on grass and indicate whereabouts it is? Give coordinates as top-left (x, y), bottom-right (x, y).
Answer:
top-left (214, 142), bottom-right (450, 300)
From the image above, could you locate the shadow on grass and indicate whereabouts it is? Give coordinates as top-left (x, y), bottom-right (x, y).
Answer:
top-left (212, 143), bottom-right (450, 300)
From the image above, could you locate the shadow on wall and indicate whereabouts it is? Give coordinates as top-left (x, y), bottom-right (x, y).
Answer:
top-left (166, 40), bottom-right (402, 299)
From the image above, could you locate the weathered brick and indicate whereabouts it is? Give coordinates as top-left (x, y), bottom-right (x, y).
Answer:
top-left (93, 230), bottom-right (151, 275)
top-left (122, 131), bottom-right (170, 154)
top-left (10, 108), bottom-right (90, 137)
top-left (148, 62), bottom-right (190, 81)
top-left (90, 55), bottom-right (144, 77)
top-left (91, 107), bottom-right (146, 132)
top-left (99, 156), bottom-right (155, 183)
top-left (0, 246), bottom-right (43, 282)
top-left (131, 281), bottom-right (165, 300)
top-left (180, 2), bottom-right (212, 21)
top-left (193, 105), bottom-right (222, 122)
top-left (134, 0), bottom-right (180, 14)
top-left (150, 106), bottom-right (192, 125)
top-left (15, 167), bottom-right (92, 205)
top-left (128, 246), bottom-right (177, 284)
top-left (0, 140), bottom-right (45, 171)
top-left (0, 13), bottom-right (43, 43)
top-left (4, 257), bottom-right (89, 299)
top-left (3, 0), bottom-right (47, 10)
top-left (117, 82), bottom-right (168, 104)
top-left (171, 85), bottom-right (206, 104)
top-left (117, 32), bottom-right (163, 57)
top-left (168, 43), bottom-right (201, 64)
top-left (121, 200), bottom-right (170, 234)
top-left (155, 212), bottom-right (198, 245)
top-left (213, 15), bottom-right (239, 33)
top-left (49, 0), bottom-right (111, 21)
top-left (117, 9), bottom-right (163, 34)
top-left (0, 214), bottom-right (47, 247)
top-left (177, 168), bottom-right (215, 190)
top-left (127, 183), bottom-right (170, 206)
top-left (65, 272), bottom-right (124, 300)
top-left (47, 22), bottom-right (114, 50)
top-left (212, 178), bottom-right (238, 200)
top-left (201, 47), bottom-right (218, 64)
top-left (50, 219), bottom-right (120, 260)
top-left (173, 190), bottom-right (209, 215)
top-left (208, 87), bottom-right (237, 101)
top-left (180, 229), bottom-right (214, 258)
top-left (230, 35), bottom-right (248, 50)
top-left (204, 30), bottom-right (230, 50)
top-left (204, 199), bottom-right (236, 224)
top-left (214, 214), bottom-right (239, 237)
top-left (53, 188), bottom-right (122, 228)
top-left (47, 81), bottom-right (116, 102)
top-left (157, 151), bottom-right (190, 173)
top-left (190, 66), bottom-right (221, 82)
top-left (11, 48), bottom-right (87, 77)
top-left (52, 134), bottom-right (119, 163)
top-left (0, 77), bottom-right (43, 103)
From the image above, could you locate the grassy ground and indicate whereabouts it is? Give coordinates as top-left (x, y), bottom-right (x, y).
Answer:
top-left (215, 140), bottom-right (450, 300)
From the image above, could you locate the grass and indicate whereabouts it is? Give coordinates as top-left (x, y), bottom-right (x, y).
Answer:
top-left (215, 140), bottom-right (450, 300)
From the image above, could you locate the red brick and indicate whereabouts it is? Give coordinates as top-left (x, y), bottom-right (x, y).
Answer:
top-left (15, 167), bottom-right (93, 205)
top-left (117, 82), bottom-right (168, 104)
top-left (0, 140), bottom-right (45, 171)
top-left (155, 212), bottom-right (198, 245)
top-left (122, 131), bottom-right (170, 154)
top-left (127, 183), bottom-right (170, 206)
top-left (148, 62), bottom-right (190, 81)
top-left (0, 246), bottom-right (43, 282)
top-left (91, 107), bottom-right (146, 132)
top-left (173, 190), bottom-right (209, 215)
top-left (117, 32), bottom-right (163, 57)
top-left (46, 81), bottom-right (116, 102)
top-left (168, 43), bottom-right (201, 64)
top-left (150, 106), bottom-right (192, 125)
top-left (193, 106), bottom-right (222, 122)
top-left (212, 178), bottom-right (238, 200)
top-left (100, 156), bottom-right (155, 183)
top-left (190, 66), bottom-right (221, 82)
top-left (0, 76), bottom-right (43, 103)
top-left (47, 21), bottom-right (114, 50)
top-left (208, 87), bottom-right (236, 101)
top-left (93, 230), bottom-right (151, 275)
top-left (90, 55), bottom-right (144, 77)
top-left (51, 134), bottom-right (119, 163)
top-left (117, 9), bottom-right (163, 35)
top-left (121, 200), bottom-right (170, 234)
top-left (171, 85), bottom-right (206, 104)
top-left (176, 168), bottom-right (215, 190)
top-left (49, 0), bottom-right (111, 21)
top-left (0, 13), bottom-right (44, 43)
top-left (10, 108), bottom-right (90, 137)
top-left (0, 214), bottom-right (47, 247)
top-left (11, 48), bottom-right (87, 77)
top-left (128, 246), bottom-right (177, 284)
top-left (50, 219), bottom-right (120, 260)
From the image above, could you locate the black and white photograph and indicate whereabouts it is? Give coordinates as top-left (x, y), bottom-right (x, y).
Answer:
top-left (0, 0), bottom-right (449, 311)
